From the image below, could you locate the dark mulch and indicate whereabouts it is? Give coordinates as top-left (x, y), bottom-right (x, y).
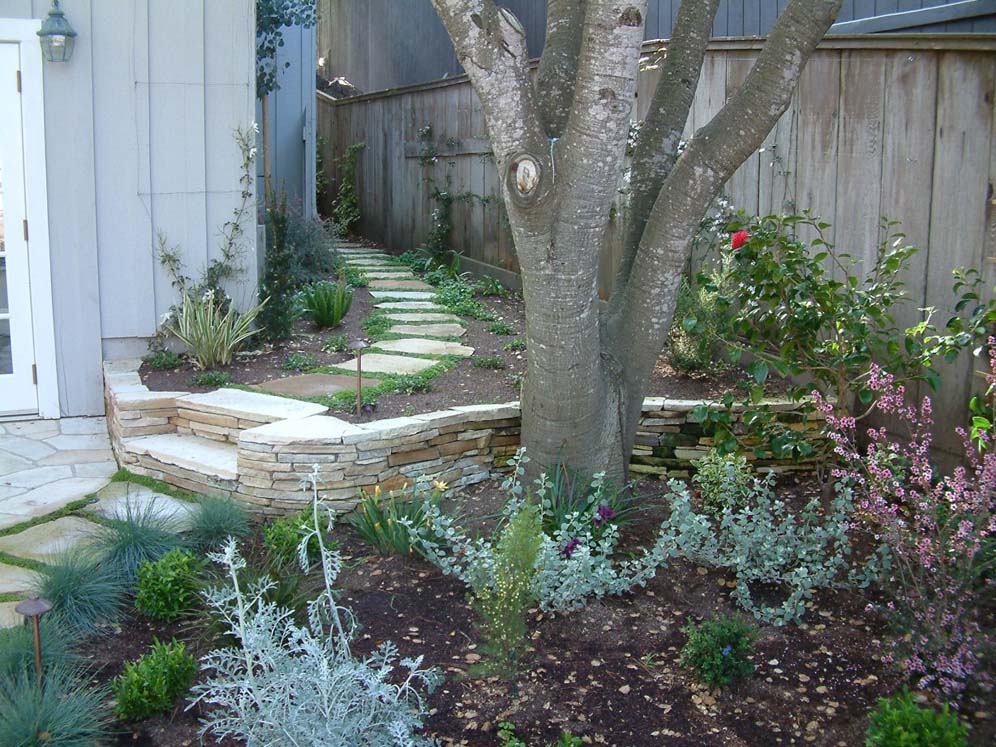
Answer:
top-left (75, 475), bottom-right (996, 747)
top-left (140, 243), bottom-right (784, 422)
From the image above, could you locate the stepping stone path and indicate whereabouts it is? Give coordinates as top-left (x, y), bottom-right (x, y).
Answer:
top-left (254, 373), bottom-right (381, 398)
top-left (376, 301), bottom-right (446, 311)
top-left (374, 338), bottom-right (475, 357)
top-left (389, 323), bottom-right (466, 338)
top-left (383, 312), bottom-right (461, 323)
top-left (334, 353), bottom-right (438, 376)
top-left (368, 290), bottom-right (438, 301)
top-left (335, 246), bottom-right (501, 375)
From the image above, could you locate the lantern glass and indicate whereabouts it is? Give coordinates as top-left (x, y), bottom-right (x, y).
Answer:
top-left (37, 1), bottom-right (77, 63)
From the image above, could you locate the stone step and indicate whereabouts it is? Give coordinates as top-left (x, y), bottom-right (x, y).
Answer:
top-left (368, 279), bottom-right (434, 291)
top-left (375, 301), bottom-right (447, 311)
top-left (383, 312), bottom-right (461, 323)
top-left (364, 271), bottom-right (417, 280)
top-left (389, 323), bottom-right (466, 338)
top-left (335, 353), bottom-right (438, 375)
top-left (175, 389), bottom-right (328, 443)
top-left (121, 433), bottom-right (239, 497)
top-left (368, 290), bottom-right (438, 301)
top-left (373, 338), bottom-right (475, 357)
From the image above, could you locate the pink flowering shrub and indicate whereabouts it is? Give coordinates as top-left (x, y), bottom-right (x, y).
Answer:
top-left (818, 363), bottom-right (995, 698)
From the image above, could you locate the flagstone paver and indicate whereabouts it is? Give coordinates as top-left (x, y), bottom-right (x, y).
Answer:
top-left (0, 516), bottom-right (101, 564)
top-left (373, 339), bottom-right (475, 357)
top-left (368, 290), bottom-right (438, 301)
top-left (383, 312), bottom-right (461, 323)
top-left (86, 481), bottom-right (196, 528)
top-left (0, 477), bottom-right (111, 531)
top-left (0, 415), bottom-right (118, 627)
top-left (389, 323), bottom-right (466, 338)
top-left (365, 271), bottom-right (418, 280)
top-left (0, 603), bottom-right (19, 628)
top-left (368, 279), bottom-right (435, 291)
top-left (254, 373), bottom-right (381, 398)
top-left (335, 353), bottom-right (438, 375)
top-left (375, 301), bottom-right (448, 311)
top-left (0, 562), bottom-right (38, 595)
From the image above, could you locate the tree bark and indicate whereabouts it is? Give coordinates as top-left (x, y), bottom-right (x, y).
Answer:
top-left (430, 0), bottom-right (842, 483)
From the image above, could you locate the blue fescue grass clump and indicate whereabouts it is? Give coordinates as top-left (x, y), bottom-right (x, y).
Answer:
top-left (0, 665), bottom-right (111, 747)
top-left (30, 549), bottom-right (126, 635)
top-left (187, 495), bottom-right (251, 551)
top-left (90, 498), bottom-right (186, 584)
top-left (0, 618), bottom-right (78, 680)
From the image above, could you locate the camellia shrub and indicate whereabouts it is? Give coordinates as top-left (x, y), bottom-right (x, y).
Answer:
top-left (821, 363), bottom-right (995, 698)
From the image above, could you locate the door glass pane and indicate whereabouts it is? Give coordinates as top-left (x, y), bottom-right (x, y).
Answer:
top-left (0, 161), bottom-right (11, 374)
top-left (0, 319), bottom-right (11, 375)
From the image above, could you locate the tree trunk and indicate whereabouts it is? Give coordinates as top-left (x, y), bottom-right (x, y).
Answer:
top-left (429, 0), bottom-right (843, 484)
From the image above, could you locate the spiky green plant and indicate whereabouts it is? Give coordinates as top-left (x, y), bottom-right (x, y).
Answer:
top-left (90, 498), bottom-right (185, 584)
top-left (166, 289), bottom-right (266, 369)
top-left (347, 486), bottom-right (439, 556)
top-left (0, 666), bottom-right (111, 747)
top-left (30, 549), bottom-right (126, 634)
top-left (187, 495), bottom-right (251, 551)
top-left (0, 618), bottom-right (77, 679)
top-left (300, 277), bottom-right (353, 328)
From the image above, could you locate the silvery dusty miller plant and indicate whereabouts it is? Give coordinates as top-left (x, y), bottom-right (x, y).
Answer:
top-left (190, 467), bottom-right (440, 747)
top-left (669, 475), bottom-right (888, 625)
top-left (408, 450), bottom-right (714, 613)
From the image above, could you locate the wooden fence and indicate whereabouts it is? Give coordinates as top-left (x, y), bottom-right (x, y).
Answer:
top-left (317, 35), bottom-right (996, 453)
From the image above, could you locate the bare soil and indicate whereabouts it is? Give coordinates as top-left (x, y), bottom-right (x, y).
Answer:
top-left (77, 474), bottom-right (995, 747)
top-left (140, 245), bottom-right (782, 423)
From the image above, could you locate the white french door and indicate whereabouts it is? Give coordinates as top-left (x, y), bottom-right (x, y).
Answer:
top-left (0, 42), bottom-right (38, 414)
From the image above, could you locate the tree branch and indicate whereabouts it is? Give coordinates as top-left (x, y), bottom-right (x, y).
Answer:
top-left (551, 1), bottom-right (647, 267)
top-left (536, 0), bottom-right (586, 138)
top-left (607, 0), bottom-right (721, 307)
top-left (609, 0), bottom-right (842, 434)
top-left (430, 0), bottom-right (545, 169)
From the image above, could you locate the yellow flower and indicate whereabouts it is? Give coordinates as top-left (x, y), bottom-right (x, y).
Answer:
top-left (433, 480), bottom-right (449, 492)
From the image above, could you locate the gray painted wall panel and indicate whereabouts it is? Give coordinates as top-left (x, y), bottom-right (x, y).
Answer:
top-left (257, 22), bottom-right (317, 218)
top-left (320, 0), bottom-right (994, 92)
top-left (0, 0), bottom-right (257, 414)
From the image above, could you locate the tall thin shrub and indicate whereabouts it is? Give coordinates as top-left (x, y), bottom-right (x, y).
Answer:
top-left (821, 363), bottom-right (995, 698)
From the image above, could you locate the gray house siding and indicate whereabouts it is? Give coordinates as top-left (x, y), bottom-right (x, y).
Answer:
top-left (0, 0), bottom-right (257, 416)
top-left (257, 22), bottom-right (317, 218)
top-left (320, 0), bottom-right (996, 92)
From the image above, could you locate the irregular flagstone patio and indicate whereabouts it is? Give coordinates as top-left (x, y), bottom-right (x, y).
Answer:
top-left (0, 417), bottom-right (116, 530)
top-left (0, 415), bottom-right (196, 629)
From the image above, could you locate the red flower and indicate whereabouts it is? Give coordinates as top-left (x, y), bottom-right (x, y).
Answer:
top-left (731, 230), bottom-right (749, 250)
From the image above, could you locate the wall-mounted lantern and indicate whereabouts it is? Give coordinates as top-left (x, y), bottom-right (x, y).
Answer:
top-left (37, 1), bottom-right (77, 63)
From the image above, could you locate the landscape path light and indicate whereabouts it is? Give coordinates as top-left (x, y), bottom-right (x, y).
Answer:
top-left (15, 597), bottom-right (53, 689)
top-left (349, 339), bottom-right (370, 415)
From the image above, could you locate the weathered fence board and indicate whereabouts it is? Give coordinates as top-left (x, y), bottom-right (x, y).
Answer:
top-left (318, 36), bottom-right (996, 453)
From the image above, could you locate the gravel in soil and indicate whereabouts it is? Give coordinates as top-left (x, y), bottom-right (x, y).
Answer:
top-left (76, 475), bottom-right (995, 746)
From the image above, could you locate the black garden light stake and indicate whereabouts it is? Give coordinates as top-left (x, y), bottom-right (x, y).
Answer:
top-left (15, 597), bottom-right (53, 689)
top-left (349, 340), bottom-right (370, 416)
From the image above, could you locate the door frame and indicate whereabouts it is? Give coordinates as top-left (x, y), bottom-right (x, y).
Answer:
top-left (0, 19), bottom-right (58, 419)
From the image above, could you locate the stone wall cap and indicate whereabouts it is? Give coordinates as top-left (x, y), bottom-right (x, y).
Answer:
top-left (344, 416), bottom-right (428, 443)
top-left (103, 359), bottom-right (143, 375)
top-left (178, 389), bottom-right (328, 422)
top-left (240, 415), bottom-right (366, 445)
top-left (450, 402), bottom-right (521, 419)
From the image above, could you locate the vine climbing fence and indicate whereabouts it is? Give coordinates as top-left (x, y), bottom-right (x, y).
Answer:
top-left (317, 34), bottom-right (996, 454)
